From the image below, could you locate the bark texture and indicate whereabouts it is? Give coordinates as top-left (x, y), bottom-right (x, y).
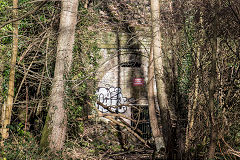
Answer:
top-left (150, 0), bottom-right (176, 157)
top-left (40, 0), bottom-right (79, 151)
top-left (148, 42), bottom-right (165, 152)
top-left (208, 26), bottom-right (218, 160)
top-left (208, 1), bottom-right (218, 158)
top-left (1, 0), bottom-right (18, 140)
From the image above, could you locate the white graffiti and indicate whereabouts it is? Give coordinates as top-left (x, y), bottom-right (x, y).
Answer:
top-left (96, 87), bottom-right (128, 113)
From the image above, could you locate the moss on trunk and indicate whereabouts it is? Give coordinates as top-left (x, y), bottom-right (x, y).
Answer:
top-left (40, 112), bottom-right (51, 150)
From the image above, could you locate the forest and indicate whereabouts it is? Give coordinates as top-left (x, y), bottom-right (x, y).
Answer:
top-left (0, 0), bottom-right (240, 159)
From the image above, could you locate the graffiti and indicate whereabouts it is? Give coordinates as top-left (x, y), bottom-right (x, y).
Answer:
top-left (96, 87), bottom-right (128, 113)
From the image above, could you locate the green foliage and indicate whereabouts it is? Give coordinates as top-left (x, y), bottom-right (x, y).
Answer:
top-left (178, 52), bottom-right (192, 95)
top-left (64, 121), bottom-right (124, 159)
top-left (39, 111), bottom-right (52, 150)
top-left (0, 0), bottom-right (13, 48)
top-left (0, 134), bottom-right (65, 160)
top-left (0, 0), bottom-right (13, 55)
top-left (178, 15), bottom-right (195, 96)
top-left (0, 130), bottom-right (40, 160)
top-left (184, 15), bottom-right (195, 46)
top-left (19, 0), bottom-right (31, 5)
top-left (0, 0), bottom-right (11, 19)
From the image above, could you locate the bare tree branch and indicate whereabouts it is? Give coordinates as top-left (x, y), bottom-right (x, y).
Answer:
top-left (105, 116), bottom-right (151, 149)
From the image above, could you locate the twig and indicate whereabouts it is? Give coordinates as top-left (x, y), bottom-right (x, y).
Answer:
top-left (14, 32), bottom-right (47, 103)
top-left (218, 141), bottom-right (227, 160)
top-left (76, 112), bottom-right (135, 122)
top-left (105, 116), bottom-right (151, 148)
top-left (25, 85), bottom-right (28, 131)
top-left (221, 136), bottom-right (240, 158)
top-left (76, 108), bottom-right (150, 148)
top-left (0, 1), bottom-right (47, 29)
top-left (45, 32), bottom-right (52, 82)
top-left (228, 149), bottom-right (240, 158)
top-left (118, 117), bottom-right (143, 135)
top-left (18, 30), bottom-right (46, 64)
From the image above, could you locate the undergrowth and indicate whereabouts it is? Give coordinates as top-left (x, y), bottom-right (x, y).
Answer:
top-left (0, 121), bottom-right (130, 160)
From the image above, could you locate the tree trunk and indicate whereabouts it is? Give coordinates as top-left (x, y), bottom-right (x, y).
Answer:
top-left (208, 1), bottom-right (218, 158)
top-left (148, 41), bottom-right (165, 152)
top-left (1, 0), bottom-right (18, 141)
top-left (40, 0), bottom-right (79, 151)
top-left (208, 26), bottom-right (218, 160)
top-left (150, 0), bottom-right (175, 157)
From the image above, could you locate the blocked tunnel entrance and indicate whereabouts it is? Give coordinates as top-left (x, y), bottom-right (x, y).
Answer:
top-left (96, 31), bottom-right (153, 141)
top-left (120, 59), bottom-right (152, 140)
top-left (131, 104), bottom-right (152, 140)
